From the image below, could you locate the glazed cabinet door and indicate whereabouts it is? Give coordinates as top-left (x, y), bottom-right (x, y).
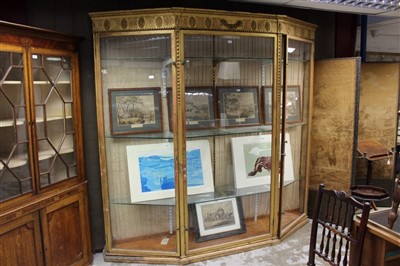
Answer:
top-left (40, 189), bottom-right (91, 266)
top-left (94, 32), bottom-right (179, 259)
top-left (30, 49), bottom-right (80, 188)
top-left (0, 212), bottom-right (43, 266)
top-left (182, 33), bottom-right (279, 253)
top-left (0, 44), bottom-right (34, 202)
top-left (279, 38), bottom-right (314, 233)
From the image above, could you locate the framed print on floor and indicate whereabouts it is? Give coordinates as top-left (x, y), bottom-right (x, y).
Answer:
top-left (217, 86), bottom-right (260, 127)
top-left (231, 134), bottom-right (294, 189)
top-left (167, 87), bottom-right (216, 130)
top-left (108, 87), bottom-right (162, 135)
top-left (126, 139), bottom-right (214, 203)
top-left (192, 197), bottom-right (246, 242)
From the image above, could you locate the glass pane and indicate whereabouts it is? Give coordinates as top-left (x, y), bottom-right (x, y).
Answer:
top-left (183, 34), bottom-right (275, 251)
top-left (0, 51), bottom-right (33, 201)
top-left (32, 54), bottom-right (77, 187)
top-left (100, 34), bottom-right (177, 254)
top-left (280, 39), bottom-right (312, 231)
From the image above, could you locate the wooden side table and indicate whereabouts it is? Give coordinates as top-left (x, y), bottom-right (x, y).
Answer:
top-left (357, 139), bottom-right (393, 185)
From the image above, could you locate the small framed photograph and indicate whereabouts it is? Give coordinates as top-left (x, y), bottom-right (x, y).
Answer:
top-left (263, 86), bottom-right (302, 124)
top-left (217, 86), bottom-right (260, 127)
top-left (167, 87), bottom-right (216, 130)
top-left (192, 197), bottom-right (246, 242)
top-left (126, 139), bottom-right (214, 203)
top-left (108, 87), bottom-right (162, 135)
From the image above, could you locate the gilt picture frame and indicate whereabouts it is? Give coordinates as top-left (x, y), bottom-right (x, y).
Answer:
top-left (217, 86), bottom-right (260, 127)
top-left (231, 134), bottom-right (294, 189)
top-left (126, 139), bottom-right (214, 203)
top-left (108, 87), bottom-right (163, 135)
top-left (192, 197), bottom-right (246, 242)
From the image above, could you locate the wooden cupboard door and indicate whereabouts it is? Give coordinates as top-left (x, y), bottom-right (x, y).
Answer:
top-left (0, 212), bottom-right (43, 266)
top-left (40, 189), bottom-right (91, 266)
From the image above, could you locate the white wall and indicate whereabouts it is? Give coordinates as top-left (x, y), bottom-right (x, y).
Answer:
top-left (356, 17), bottom-right (400, 54)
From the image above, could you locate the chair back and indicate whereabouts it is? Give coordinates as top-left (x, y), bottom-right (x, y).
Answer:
top-left (307, 184), bottom-right (371, 266)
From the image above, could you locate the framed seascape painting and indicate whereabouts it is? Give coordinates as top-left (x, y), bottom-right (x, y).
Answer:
top-left (167, 87), bottom-right (216, 130)
top-left (126, 139), bottom-right (214, 203)
top-left (263, 86), bottom-right (302, 124)
top-left (192, 197), bottom-right (246, 242)
top-left (108, 87), bottom-right (163, 135)
top-left (217, 86), bottom-right (260, 127)
top-left (231, 134), bottom-right (294, 189)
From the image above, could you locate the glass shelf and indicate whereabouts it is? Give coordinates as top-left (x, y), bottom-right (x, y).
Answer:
top-left (101, 57), bottom-right (172, 62)
top-left (105, 122), bottom-right (305, 139)
top-left (110, 180), bottom-right (296, 206)
top-left (185, 56), bottom-right (273, 61)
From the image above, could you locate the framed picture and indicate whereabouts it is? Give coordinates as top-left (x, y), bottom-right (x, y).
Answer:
top-left (263, 85), bottom-right (302, 124)
top-left (167, 87), bottom-right (216, 130)
top-left (217, 86), bottom-right (260, 127)
top-left (286, 86), bottom-right (302, 123)
top-left (231, 134), bottom-right (294, 189)
top-left (108, 87), bottom-right (162, 135)
top-left (192, 197), bottom-right (246, 242)
top-left (126, 139), bottom-right (214, 203)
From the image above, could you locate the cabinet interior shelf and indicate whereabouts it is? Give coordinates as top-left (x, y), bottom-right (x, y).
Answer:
top-left (0, 118), bottom-right (25, 127)
top-left (111, 180), bottom-right (296, 206)
top-left (0, 147), bottom-right (74, 170)
top-left (0, 116), bottom-right (72, 127)
top-left (2, 80), bottom-right (71, 85)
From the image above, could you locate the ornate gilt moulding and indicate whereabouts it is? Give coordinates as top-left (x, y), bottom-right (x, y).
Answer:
top-left (90, 7), bottom-right (316, 40)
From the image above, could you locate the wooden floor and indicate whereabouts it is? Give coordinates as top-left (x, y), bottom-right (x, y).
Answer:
top-left (112, 210), bottom-right (302, 253)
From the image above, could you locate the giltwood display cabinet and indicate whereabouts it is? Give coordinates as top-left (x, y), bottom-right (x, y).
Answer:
top-left (0, 21), bottom-right (92, 265)
top-left (91, 8), bottom-right (316, 264)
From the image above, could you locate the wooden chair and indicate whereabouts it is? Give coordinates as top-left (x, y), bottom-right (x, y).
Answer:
top-left (307, 184), bottom-right (371, 266)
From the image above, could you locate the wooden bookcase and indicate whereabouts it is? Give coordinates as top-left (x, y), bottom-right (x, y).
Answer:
top-left (0, 21), bottom-right (92, 266)
top-left (90, 8), bottom-right (316, 264)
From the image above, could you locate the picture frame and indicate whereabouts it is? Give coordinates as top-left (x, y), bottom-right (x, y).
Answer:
top-left (167, 87), bottom-right (216, 130)
top-left (126, 139), bottom-right (214, 203)
top-left (231, 134), bottom-right (294, 189)
top-left (285, 86), bottom-right (302, 123)
top-left (217, 86), bottom-right (260, 127)
top-left (108, 87), bottom-right (162, 135)
top-left (263, 85), bottom-right (302, 124)
top-left (192, 197), bottom-right (246, 242)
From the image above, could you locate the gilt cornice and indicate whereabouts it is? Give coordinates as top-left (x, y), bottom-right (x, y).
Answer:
top-left (90, 7), bottom-right (316, 40)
